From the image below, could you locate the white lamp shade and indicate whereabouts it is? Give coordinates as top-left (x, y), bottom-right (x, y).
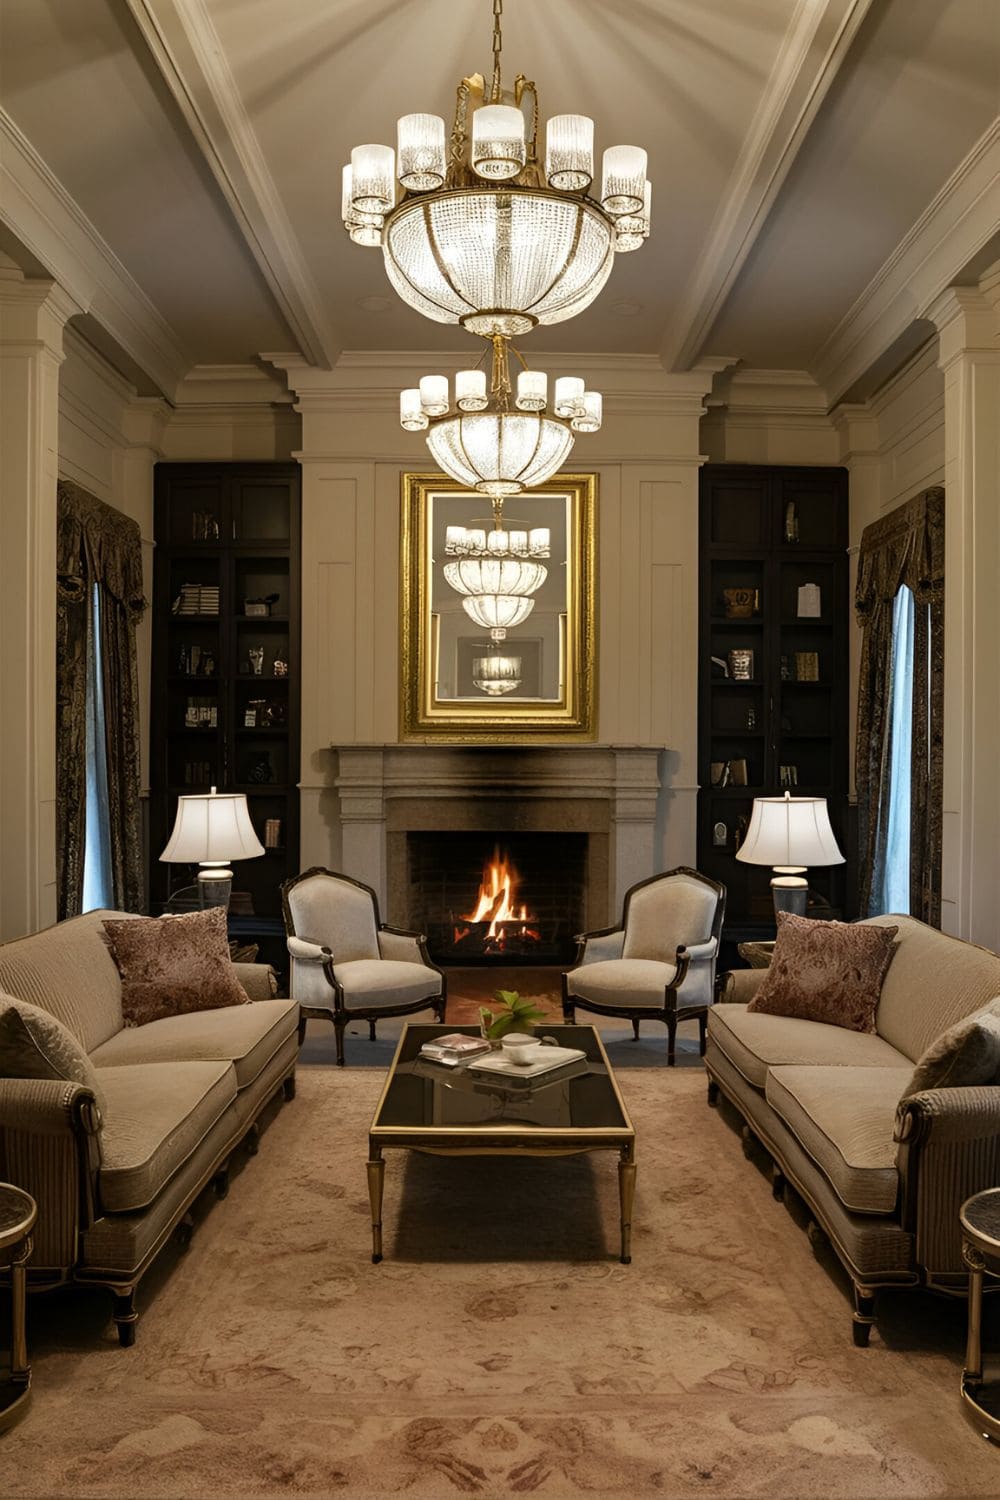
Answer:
top-left (735, 794), bottom-right (844, 870)
top-left (160, 790), bottom-right (264, 864)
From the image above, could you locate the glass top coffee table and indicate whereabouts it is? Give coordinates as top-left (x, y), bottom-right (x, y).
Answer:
top-left (367, 1024), bottom-right (636, 1264)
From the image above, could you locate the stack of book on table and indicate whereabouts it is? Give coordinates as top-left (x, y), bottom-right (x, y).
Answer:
top-left (419, 1033), bottom-right (492, 1067)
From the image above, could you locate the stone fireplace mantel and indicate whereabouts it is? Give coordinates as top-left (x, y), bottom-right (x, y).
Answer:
top-left (332, 743), bottom-right (669, 928)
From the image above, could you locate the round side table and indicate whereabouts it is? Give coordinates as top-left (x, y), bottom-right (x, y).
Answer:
top-left (0, 1183), bottom-right (36, 1430)
top-left (960, 1188), bottom-right (1000, 1442)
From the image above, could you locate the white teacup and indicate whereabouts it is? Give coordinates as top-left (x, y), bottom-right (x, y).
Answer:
top-left (500, 1033), bottom-right (542, 1066)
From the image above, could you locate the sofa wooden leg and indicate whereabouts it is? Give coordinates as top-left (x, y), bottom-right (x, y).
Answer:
top-left (806, 1219), bottom-right (828, 1255)
top-left (213, 1166), bottom-right (230, 1199)
top-left (176, 1211), bottom-right (195, 1250)
top-left (707, 1078), bottom-right (719, 1106)
top-left (852, 1285), bottom-right (877, 1347)
top-left (245, 1122), bottom-right (260, 1157)
top-left (771, 1167), bottom-right (786, 1201)
top-left (740, 1124), bottom-right (756, 1159)
top-left (282, 1074), bottom-right (296, 1102)
top-left (113, 1289), bottom-right (138, 1348)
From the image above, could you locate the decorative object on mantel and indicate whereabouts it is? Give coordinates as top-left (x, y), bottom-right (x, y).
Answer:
top-left (341, 0), bottom-right (650, 336)
top-left (401, 335), bottom-right (600, 496)
top-left (735, 790), bottom-right (844, 918)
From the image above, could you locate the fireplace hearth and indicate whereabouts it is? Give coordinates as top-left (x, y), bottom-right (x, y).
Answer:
top-left (408, 832), bottom-right (587, 965)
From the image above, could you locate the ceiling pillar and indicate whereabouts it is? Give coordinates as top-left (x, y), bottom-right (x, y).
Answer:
top-left (928, 270), bottom-right (1000, 947)
top-left (0, 264), bottom-right (81, 939)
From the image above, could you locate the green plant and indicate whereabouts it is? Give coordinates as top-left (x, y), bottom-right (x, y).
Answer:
top-left (479, 989), bottom-right (550, 1041)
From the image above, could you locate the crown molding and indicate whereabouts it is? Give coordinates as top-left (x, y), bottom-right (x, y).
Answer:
top-left (173, 362), bottom-right (295, 407)
top-left (123, 0), bottom-right (340, 369)
top-left (812, 119), bottom-right (1000, 403)
top-left (660, 0), bottom-right (876, 371)
top-left (0, 108), bottom-right (190, 398)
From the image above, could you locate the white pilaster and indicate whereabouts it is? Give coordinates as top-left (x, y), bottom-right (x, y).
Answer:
top-left (0, 266), bottom-right (81, 938)
top-left (833, 404), bottom-right (881, 798)
top-left (928, 273), bottom-right (1000, 946)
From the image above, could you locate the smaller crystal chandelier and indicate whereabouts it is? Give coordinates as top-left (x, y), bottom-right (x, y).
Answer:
top-left (472, 648), bottom-right (522, 696)
top-left (442, 506), bottom-right (549, 639)
top-left (401, 335), bottom-right (601, 497)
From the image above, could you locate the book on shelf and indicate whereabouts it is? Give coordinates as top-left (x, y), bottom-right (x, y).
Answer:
top-left (420, 1033), bottom-right (491, 1065)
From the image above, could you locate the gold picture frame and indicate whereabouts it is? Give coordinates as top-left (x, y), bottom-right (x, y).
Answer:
top-left (400, 472), bottom-right (597, 741)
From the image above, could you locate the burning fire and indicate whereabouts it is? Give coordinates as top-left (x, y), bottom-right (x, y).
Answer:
top-left (455, 846), bottom-right (540, 951)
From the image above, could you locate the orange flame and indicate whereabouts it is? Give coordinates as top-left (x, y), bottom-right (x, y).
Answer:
top-left (463, 846), bottom-right (531, 939)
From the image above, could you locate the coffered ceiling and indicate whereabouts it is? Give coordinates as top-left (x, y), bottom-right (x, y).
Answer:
top-left (1, 0), bottom-right (997, 400)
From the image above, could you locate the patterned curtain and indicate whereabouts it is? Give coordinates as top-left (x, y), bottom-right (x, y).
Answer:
top-left (56, 482), bottom-right (147, 918)
top-left (855, 486), bottom-right (944, 924)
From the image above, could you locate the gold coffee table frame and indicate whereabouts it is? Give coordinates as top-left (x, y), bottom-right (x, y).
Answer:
top-left (368, 1024), bottom-right (637, 1264)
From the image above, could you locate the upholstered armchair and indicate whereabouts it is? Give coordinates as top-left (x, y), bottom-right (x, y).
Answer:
top-left (562, 867), bottom-right (726, 1065)
top-left (281, 868), bottom-right (446, 1065)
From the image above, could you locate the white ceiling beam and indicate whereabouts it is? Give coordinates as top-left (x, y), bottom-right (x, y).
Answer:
top-left (812, 120), bottom-right (1000, 405)
top-left (124, 0), bottom-right (341, 370)
top-left (0, 109), bottom-right (190, 400)
top-left (659, 0), bottom-right (876, 372)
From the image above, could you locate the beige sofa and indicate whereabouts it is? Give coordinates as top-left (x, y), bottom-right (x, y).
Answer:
top-left (706, 914), bottom-right (1000, 1345)
top-left (0, 910), bottom-right (299, 1345)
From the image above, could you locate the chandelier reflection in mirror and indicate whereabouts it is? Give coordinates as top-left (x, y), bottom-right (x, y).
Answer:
top-left (401, 334), bottom-right (601, 496)
top-left (341, 0), bottom-right (650, 336)
top-left (442, 500), bottom-right (549, 641)
top-left (472, 650), bottom-right (522, 696)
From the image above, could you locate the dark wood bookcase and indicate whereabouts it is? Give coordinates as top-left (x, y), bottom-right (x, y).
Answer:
top-left (149, 463), bottom-right (301, 971)
top-left (698, 464), bottom-right (849, 933)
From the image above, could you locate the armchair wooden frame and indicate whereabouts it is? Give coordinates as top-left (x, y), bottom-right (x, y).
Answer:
top-left (281, 868), bottom-right (446, 1066)
top-left (561, 867), bottom-right (726, 1065)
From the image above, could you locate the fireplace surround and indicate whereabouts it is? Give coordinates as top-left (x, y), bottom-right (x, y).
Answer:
top-left (331, 745), bottom-right (667, 938)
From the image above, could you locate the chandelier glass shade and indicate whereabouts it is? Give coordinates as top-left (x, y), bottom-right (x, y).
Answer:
top-left (402, 335), bottom-right (600, 497)
top-left (473, 651), bottom-right (522, 695)
top-left (341, 0), bottom-right (650, 337)
top-left (442, 508), bottom-right (550, 640)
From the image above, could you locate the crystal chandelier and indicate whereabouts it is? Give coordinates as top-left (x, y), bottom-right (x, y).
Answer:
top-left (472, 649), bottom-right (522, 696)
top-left (442, 504), bottom-right (549, 639)
top-left (341, 0), bottom-right (651, 337)
top-left (401, 335), bottom-right (601, 497)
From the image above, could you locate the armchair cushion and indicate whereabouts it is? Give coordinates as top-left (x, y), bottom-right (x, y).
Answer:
top-left (747, 912), bottom-right (898, 1034)
top-left (102, 908), bottom-right (250, 1028)
top-left (565, 958), bottom-right (677, 1008)
top-left (0, 994), bottom-right (108, 1116)
top-left (333, 959), bottom-right (442, 1009)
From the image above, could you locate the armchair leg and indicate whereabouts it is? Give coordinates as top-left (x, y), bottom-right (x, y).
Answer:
top-left (434, 997), bottom-right (446, 1024)
top-left (334, 1017), bottom-right (346, 1067)
top-left (698, 1011), bottom-right (708, 1055)
top-left (631, 1019), bottom-right (640, 1041)
top-left (368, 1020), bottom-right (377, 1042)
top-left (665, 1015), bottom-right (677, 1066)
top-left (561, 973), bottom-right (575, 1024)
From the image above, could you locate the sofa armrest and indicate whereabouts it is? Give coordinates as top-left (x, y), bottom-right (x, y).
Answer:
top-left (717, 969), bottom-right (767, 1004)
top-left (233, 962), bottom-right (278, 1000)
top-left (0, 1078), bottom-right (102, 1274)
top-left (895, 1087), bottom-right (1000, 1275)
top-left (573, 928), bottom-right (625, 965)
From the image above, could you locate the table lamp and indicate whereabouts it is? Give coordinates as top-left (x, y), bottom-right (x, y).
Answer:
top-left (735, 791), bottom-right (844, 918)
top-left (160, 787), bottom-right (264, 910)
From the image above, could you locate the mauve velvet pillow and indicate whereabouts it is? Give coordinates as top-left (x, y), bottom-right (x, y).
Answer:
top-left (102, 907), bottom-right (250, 1028)
top-left (746, 912), bottom-right (898, 1034)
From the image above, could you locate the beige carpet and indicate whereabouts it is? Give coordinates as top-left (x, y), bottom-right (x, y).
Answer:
top-left (2, 1061), bottom-right (998, 1500)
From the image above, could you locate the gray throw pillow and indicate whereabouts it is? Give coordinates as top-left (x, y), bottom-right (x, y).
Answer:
top-left (0, 993), bottom-right (108, 1117)
top-left (904, 1004), bottom-right (1000, 1095)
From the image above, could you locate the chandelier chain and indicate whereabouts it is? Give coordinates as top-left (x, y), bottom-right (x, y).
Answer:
top-left (490, 0), bottom-right (504, 102)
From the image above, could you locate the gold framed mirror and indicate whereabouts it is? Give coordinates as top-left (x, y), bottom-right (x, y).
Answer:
top-left (400, 472), bottom-right (597, 740)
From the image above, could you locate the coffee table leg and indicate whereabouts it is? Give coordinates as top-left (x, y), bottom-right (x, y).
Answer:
top-left (10, 1237), bottom-right (31, 1386)
top-left (367, 1146), bottom-right (385, 1264)
top-left (618, 1144), bottom-right (636, 1265)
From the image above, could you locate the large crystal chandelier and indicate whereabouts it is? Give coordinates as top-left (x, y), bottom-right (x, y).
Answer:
top-left (442, 505), bottom-right (549, 639)
top-left (341, 0), bottom-right (650, 337)
top-left (401, 335), bottom-right (601, 497)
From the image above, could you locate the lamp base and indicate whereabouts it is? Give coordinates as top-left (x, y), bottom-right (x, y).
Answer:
top-left (197, 867), bottom-right (233, 912)
top-left (771, 871), bottom-right (808, 920)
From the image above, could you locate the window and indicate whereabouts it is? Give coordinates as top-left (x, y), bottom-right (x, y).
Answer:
top-left (878, 585), bottom-right (914, 914)
top-left (81, 584), bottom-right (114, 911)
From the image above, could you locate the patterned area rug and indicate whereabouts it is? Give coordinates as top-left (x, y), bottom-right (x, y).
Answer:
top-left (2, 1062), bottom-right (998, 1500)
